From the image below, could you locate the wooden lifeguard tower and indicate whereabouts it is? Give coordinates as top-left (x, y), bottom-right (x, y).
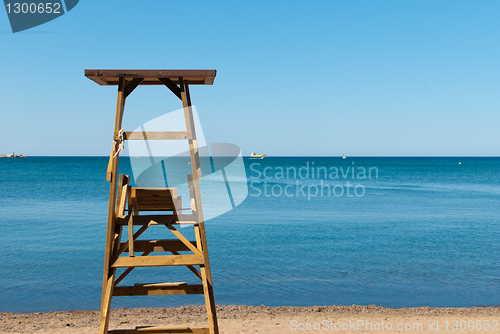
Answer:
top-left (85, 69), bottom-right (219, 334)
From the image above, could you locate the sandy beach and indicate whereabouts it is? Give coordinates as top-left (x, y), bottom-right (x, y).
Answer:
top-left (1, 305), bottom-right (498, 333)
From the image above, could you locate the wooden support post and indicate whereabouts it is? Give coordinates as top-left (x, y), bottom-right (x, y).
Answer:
top-left (181, 81), bottom-right (219, 334)
top-left (100, 77), bottom-right (127, 334)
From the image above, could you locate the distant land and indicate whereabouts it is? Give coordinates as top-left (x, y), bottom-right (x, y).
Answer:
top-left (0, 153), bottom-right (26, 158)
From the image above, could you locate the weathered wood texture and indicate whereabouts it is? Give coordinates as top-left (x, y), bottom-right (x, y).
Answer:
top-left (85, 69), bottom-right (216, 86)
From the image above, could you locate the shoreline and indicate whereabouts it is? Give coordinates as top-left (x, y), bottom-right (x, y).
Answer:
top-left (2, 304), bottom-right (499, 333)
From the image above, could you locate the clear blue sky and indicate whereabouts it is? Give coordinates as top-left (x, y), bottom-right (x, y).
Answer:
top-left (1, 1), bottom-right (499, 156)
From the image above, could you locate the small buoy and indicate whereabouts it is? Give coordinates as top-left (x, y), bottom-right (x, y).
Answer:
top-left (459, 162), bottom-right (461, 164)
top-left (188, 162), bottom-right (190, 164)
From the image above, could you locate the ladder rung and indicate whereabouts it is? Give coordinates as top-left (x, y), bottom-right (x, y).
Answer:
top-left (109, 326), bottom-right (209, 333)
top-left (134, 282), bottom-right (187, 287)
top-left (113, 283), bottom-right (203, 296)
top-left (138, 326), bottom-right (209, 334)
top-left (112, 254), bottom-right (204, 268)
top-left (120, 240), bottom-right (197, 253)
top-left (116, 214), bottom-right (198, 226)
top-left (123, 131), bottom-right (192, 140)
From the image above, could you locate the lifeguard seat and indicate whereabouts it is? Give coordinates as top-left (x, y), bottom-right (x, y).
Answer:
top-left (124, 187), bottom-right (182, 257)
top-left (130, 188), bottom-right (181, 216)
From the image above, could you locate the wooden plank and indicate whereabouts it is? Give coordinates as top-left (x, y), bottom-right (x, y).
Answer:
top-left (89, 75), bottom-right (107, 85)
top-left (109, 327), bottom-right (209, 334)
top-left (171, 250), bottom-right (202, 280)
top-left (159, 77), bottom-right (182, 100)
top-left (138, 325), bottom-right (195, 330)
top-left (116, 175), bottom-right (129, 218)
top-left (132, 188), bottom-right (177, 212)
top-left (127, 181), bottom-right (133, 221)
top-left (137, 326), bottom-right (209, 334)
top-left (133, 187), bottom-right (178, 191)
top-left (124, 131), bottom-right (192, 140)
top-left (135, 197), bottom-right (176, 202)
top-left (116, 214), bottom-right (197, 226)
top-left (128, 215), bottom-right (134, 257)
top-left (182, 82), bottom-right (220, 334)
top-left (181, 81), bottom-right (202, 208)
top-left (124, 78), bottom-right (144, 98)
top-left (100, 77), bottom-right (128, 334)
top-left (84, 69), bottom-right (217, 79)
top-left (123, 240), bottom-right (197, 253)
top-left (134, 196), bottom-right (176, 201)
top-left (196, 224), bottom-right (218, 334)
top-left (103, 79), bottom-right (207, 86)
top-left (114, 251), bottom-right (151, 286)
top-left (112, 223), bottom-right (152, 261)
top-left (112, 254), bottom-right (204, 268)
top-left (134, 193), bottom-right (176, 199)
top-left (135, 205), bottom-right (175, 212)
top-left (177, 196), bottom-right (183, 212)
top-left (100, 274), bottom-right (115, 334)
top-left (137, 198), bottom-right (175, 207)
top-left (134, 193), bottom-right (175, 198)
top-left (165, 224), bottom-right (202, 255)
top-left (84, 69), bottom-right (216, 87)
top-left (113, 284), bottom-right (203, 297)
top-left (106, 157), bottom-right (113, 182)
top-left (134, 282), bottom-right (187, 287)
top-left (132, 188), bottom-right (139, 216)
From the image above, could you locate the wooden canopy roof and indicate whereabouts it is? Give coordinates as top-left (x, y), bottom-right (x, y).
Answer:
top-left (85, 69), bottom-right (216, 86)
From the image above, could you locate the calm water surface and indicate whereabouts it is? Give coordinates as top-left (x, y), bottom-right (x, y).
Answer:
top-left (0, 157), bottom-right (498, 312)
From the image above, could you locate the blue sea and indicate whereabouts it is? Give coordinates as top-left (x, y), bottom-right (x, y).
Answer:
top-left (0, 157), bottom-right (499, 313)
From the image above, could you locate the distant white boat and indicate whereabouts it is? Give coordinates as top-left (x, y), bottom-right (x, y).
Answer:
top-left (342, 154), bottom-right (346, 159)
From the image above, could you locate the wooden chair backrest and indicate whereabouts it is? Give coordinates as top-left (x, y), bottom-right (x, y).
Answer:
top-left (130, 187), bottom-right (178, 213)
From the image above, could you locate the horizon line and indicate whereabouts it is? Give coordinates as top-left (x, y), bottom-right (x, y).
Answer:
top-left (4, 155), bottom-right (500, 158)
